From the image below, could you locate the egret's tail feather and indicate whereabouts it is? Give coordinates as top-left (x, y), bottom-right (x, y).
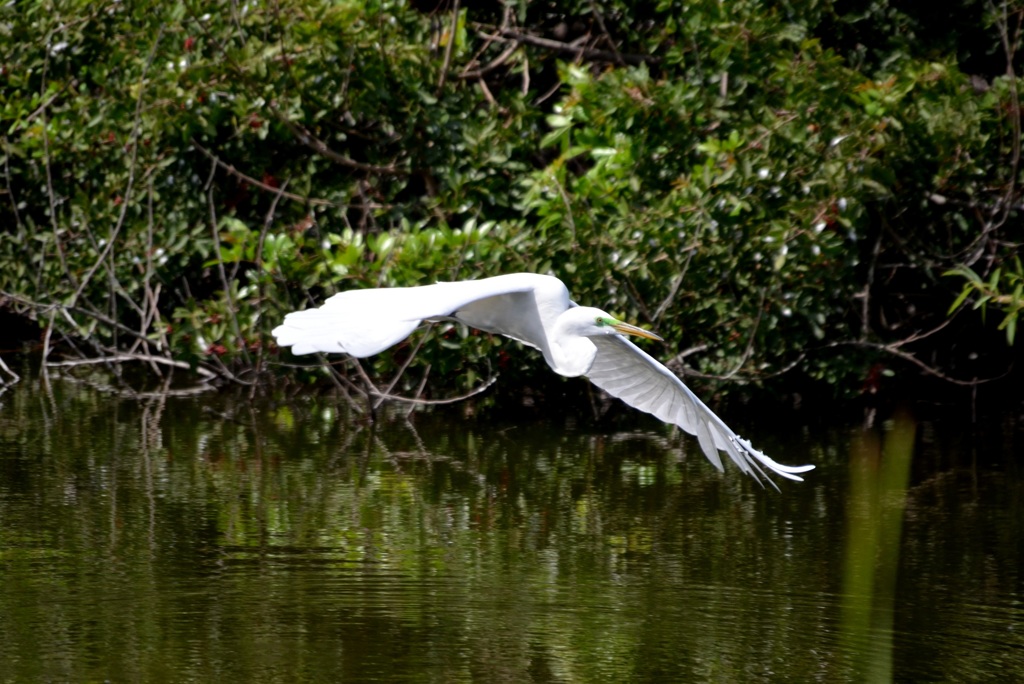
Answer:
top-left (272, 307), bottom-right (420, 357)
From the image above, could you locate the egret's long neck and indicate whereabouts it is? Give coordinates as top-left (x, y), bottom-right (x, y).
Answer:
top-left (548, 312), bottom-right (598, 378)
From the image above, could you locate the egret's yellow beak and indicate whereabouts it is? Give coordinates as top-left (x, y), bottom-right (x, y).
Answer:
top-left (612, 320), bottom-right (663, 342)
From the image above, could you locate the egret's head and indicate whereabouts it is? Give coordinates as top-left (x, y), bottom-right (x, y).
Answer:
top-left (596, 315), bottom-right (663, 341)
top-left (571, 307), bottom-right (663, 341)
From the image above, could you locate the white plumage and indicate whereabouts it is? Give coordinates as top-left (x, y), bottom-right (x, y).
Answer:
top-left (272, 273), bottom-right (814, 486)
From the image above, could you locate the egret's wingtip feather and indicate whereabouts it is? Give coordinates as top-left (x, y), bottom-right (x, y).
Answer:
top-left (730, 435), bottom-right (815, 485)
top-left (585, 335), bottom-right (814, 486)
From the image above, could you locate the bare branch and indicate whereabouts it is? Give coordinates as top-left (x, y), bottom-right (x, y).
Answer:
top-left (827, 339), bottom-right (1009, 387)
top-left (459, 41), bottom-right (519, 79)
top-left (588, 0), bottom-right (625, 66)
top-left (49, 371), bottom-right (216, 399)
top-left (436, 0), bottom-right (460, 91)
top-left (69, 28), bottom-right (164, 310)
top-left (269, 106), bottom-right (408, 176)
top-left (471, 25), bottom-right (660, 66)
top-left (205, 160), bottom-right (251, 368)
top-left (192, 139), bottom-right (339, 207)
top-left (370, 374), bottom-right (498, 406)
top-left (0, 354), bottom-right (19, 385)
top-left (374, 323), bottom-right (435, 410)
top-left (46, 352), bottom-right (219, 380)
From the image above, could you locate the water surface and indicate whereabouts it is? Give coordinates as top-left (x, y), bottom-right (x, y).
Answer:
top-left (0, 371), bottom-right (1020, 682)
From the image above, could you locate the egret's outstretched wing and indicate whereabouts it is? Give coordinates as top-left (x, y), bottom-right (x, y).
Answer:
top-left (272, 273), bottom-right (563, 357)
top-left (587, 336), bottom-right (814, 486)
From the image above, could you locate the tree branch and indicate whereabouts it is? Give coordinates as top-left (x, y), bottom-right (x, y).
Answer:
top-left (268, 105), bottom-right (408, 176)
top-left (471, 25), bottom-right (660, 66)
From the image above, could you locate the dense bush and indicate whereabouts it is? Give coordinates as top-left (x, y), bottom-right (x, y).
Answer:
top-left (1, 0), bottom-right (1020, 401)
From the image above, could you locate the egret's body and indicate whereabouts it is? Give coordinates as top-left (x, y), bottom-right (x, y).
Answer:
top-left (272, 273), bottom-right (814, 485)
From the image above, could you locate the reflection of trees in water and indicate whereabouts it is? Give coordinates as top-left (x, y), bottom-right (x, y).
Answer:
top-left (0, 378), bottom-right (1020, 681)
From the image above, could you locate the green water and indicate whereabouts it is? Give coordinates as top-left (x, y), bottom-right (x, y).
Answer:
top-left (0, 371), bottom-right (1020, 682)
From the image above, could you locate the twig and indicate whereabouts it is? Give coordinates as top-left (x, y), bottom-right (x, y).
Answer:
top-left (70, 302), bottom-right (167, 354)
top-left (826, 339), bottom-right (1009, 386)
top-left (269, 107), bottom-right (407, 176)
top-left (46, 353), bottom-right (219, 380)
top-left (533, 76), bottom-right (562, 106)
top-left (41, 310), bottom-right (55, 385)
top-left (459, 41), bottom-right (519, 79)
top-left (1, 136), bottom-right (23, 229)
top-left (521, 49), bottom-right (531, 96)
top-left (856, 228), bottom-right (885, 340)
top-left (955, 2), bottom-right (1023, 269)
top-left (672, 343), bottom-right (710, 364)
top-left (458, 4), bottom-right (512, 78)
top-left (205, 350), bottom-right (256, 386)
top-left (744, 111), bottom-right (802, 152)
top-left (3, 289), bottom-right (235, 383)
top-left (436, 0), bottom-right (460, 91)
top-left (926, 191), bottom-right (1024, 214)
top-left (374, 323), bottom-right (434, 410)
top-left (22, 78), bottom-right (79, 128)
top-left (471, 25), bottom-right (660, 66)
top-left (350, 357), bottom-right (381, 417)
top-left (667, 329), bottom-right (770, 381)
top-left (476, 76), bottom-right (499, 109)
top-left (667, 351), bottom-right (805, 384)
top-left (615, 274), bottom-right (654, 325)
top-left (319, 357), bottom-right (366, 411)
top-left (407, 363), bottom-right (432, 418)
top-left (205, 160), bottom-right (251, 367)
top-left (991, 0), bottom-right (1021, 232)
top-left (132, 179), bottom-right (155, 359)
top-left (653, 244), bottom-right (698, 323)
top-left (251, 178), bottom-right (290, 394)
top-left (550, 171), bottom-right (578, 249)
top-left (718, 288), bottom-right (768, 381)
top-left (136, 178), bottom-right (169, 359)
top-left (53, 372), bottom-right (216, 399)
top-left (38, 56), bottom-right (75, 293)
top-left (588, 0), bottom-right (625, 66)
top-left (370, 374), bottom-right (498, 405)
top-left (69, 27), bottom-right (164, 310)
top-left (191, 139), bottom-right (341, 207)
top-left (0, 354), bottom-right (19, 384)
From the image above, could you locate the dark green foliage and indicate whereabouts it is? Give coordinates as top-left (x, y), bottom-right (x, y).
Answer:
top-left (1, 0), bottom-right (1019, 399)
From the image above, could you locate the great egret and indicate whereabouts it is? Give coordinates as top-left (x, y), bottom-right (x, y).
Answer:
top-left (272, 273), bottom-right (813, 486)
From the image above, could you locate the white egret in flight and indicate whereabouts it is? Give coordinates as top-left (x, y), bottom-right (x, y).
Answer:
top-left (272, 273), bottom-right (813, 486)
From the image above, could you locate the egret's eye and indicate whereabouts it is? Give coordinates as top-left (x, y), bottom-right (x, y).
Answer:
top-left (595, 317), bottom-right (605, 326)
